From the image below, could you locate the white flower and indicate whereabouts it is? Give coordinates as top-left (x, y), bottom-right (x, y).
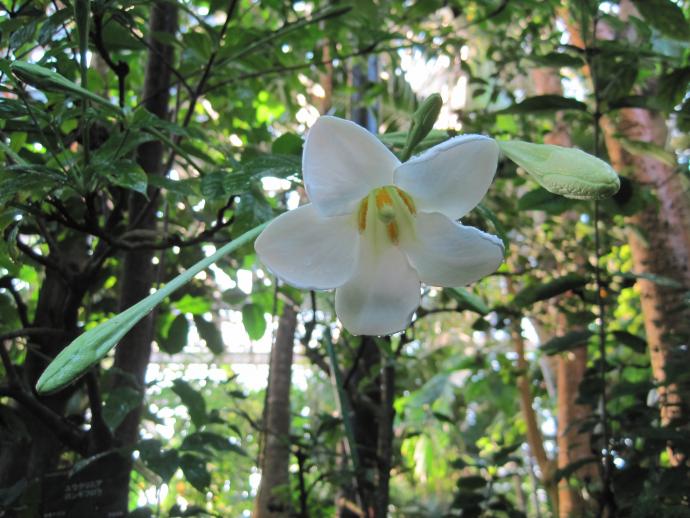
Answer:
top-left (255, 116), bottom-right (504, 336)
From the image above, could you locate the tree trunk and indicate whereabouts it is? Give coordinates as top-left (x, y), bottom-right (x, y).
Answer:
top-left (531, 66), bottom-right (599, 516)
top-left (254, 303), bottom-right (297, 518)
top-left (567, 1), bottom-right (690, 464)
top-left (96, 2), bottom-right (178, 511)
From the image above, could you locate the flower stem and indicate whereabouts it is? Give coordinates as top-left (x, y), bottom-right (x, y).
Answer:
top-left (36, 221), bottom-right (269, 393)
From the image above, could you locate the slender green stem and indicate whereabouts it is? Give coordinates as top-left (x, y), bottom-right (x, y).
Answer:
top-left (36, 222), bottom-right (268, 394)
top-left (324, 331), bottom-right (366, 509)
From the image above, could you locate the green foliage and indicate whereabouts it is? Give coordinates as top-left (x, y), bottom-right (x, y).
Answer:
top-left (1, 0), bottom-right (689, 516)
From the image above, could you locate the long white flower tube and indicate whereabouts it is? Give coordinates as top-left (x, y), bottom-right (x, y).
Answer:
top-left (255, 116), bottom-right (504, 336)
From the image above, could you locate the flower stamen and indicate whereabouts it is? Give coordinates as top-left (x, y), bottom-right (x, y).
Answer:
top-left (357, 196), bottom-right (369, 233)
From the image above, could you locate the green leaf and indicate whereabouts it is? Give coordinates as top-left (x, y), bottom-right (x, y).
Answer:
top-left (518, 188), bottom-right (576, 215)
top-left (106, 161), bottom-right (148, 195)
top-left (554, 456), bottom-right (599, 482)
top-left (447, 288), bottom-right (490, 315)
top-left (615, 271), bottom-right (683, 289)
top-left (498, 95), bottom-right (587, 114)
top-left (612, 330), bottom-right (646, 353)
top-left (201, 172), bottom-right (227, 201)
top-left (457, 475), bottom-right (487, 490)
top-left (513, 273), bottom-right (588, 308)
top-left (271, 132), bottom-right (303, 155)
top-left (10, 61), bottom-right (120, 114)
top-left (171, 379), bottom-right (207, 429)
top-left (35, 223), bottom-right (267, 394)
top-left (499, 140), bottom-right (620, 199)
top-left (102, 386), bottom-right (142, 432)
top-left (181, 432), bottom-right (248, 457)
top-left (630, 0), bottom-right (690, 41)
top-left (179, 454), bottom-right (210, 492)
top-left (475, 203), bottom-right (509, 250)
top-left (138, 440), bottom-right (179, 482)
top-left (193, 316), bottom-right (224, 355)
top-left (241, 303), bottom-right (266, 340)
top-left (160, 314), bottom-right (189, 355)
top-left (541, 330), bottom-right (593, 355)
top-left (618, 137), bottom-right (677, 167)
top-left (528, 52), bottom-right (584, 68)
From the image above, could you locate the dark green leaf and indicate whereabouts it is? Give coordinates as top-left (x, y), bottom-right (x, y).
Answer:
top-left (102, 386), bottom-right (142, 432)
top-left (447, 288), bottom-right (490, 315)
top-left (181, 432), bottom-right (248, 457)
top-left (518, 188), bottom-right (576, 215)
top-left (554, 456), bottom-right (599, 482)
top-left (457, 475), bottom-right (487, 490)
top-left (106, 161), bottom-right (148, 195)
top-left (139, 439), bottom-right (179, 481)
top-left (171, 379), bottom-right (207, 429)
top-left (179, 454), bottom-right (210, 492)
top-left (541, 330), bottom-right (593, 355)
top-left (160, 314), bottom-right (189, 355)
top-left (513, 273), bottom-right (588, 308)
top-left (271, 132), bottom-right (303, 155)
top-left (630, 0), bottom-right (690, 41)
top-left (498, 95), bottom-right (587, 114)
top-left (612, 330), bottom-right (646, 354)
top-left (193, 315), bottom-right (224, 355)
top-left (241, 303), bottom-right (266, 340)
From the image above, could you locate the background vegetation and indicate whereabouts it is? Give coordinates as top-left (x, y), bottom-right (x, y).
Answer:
top-left (0, 0), bottom-right (689, 517)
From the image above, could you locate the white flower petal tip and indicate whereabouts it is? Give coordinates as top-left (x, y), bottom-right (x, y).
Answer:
top-left (254, 204), bottom-right (359, 290)
top-left (303, 116), bottom-right (400, 217)
top-left (394, 135), bottom-right (499, 220)
top-left (335, 240), bottom-right (421, 336)
top-left (403, 212), bottom-right (504, 288)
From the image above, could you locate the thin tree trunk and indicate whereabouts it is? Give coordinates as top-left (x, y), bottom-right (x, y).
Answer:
top-left (531, 66), bottom-right (598, 516)
top-left (254, 303), bottom-right (297, 517)
top-left (567, 2), bottom-right (690, 465)
top-left (92, 2), bottom-right (178, 511)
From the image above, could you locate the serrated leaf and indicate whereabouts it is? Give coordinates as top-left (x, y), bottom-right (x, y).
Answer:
top-left (499, 140), bottom-right (620, 199)
top-left (160, 314), bottom-right (189, 355)
top-left (171, 379), bottom-right (207, 429)
top-left (541, 330), bottom-right (593, 355)
top-left (106, 161), bottom-right (148, 195)
top-left (498, 95), bottom-right (587, 114)
top-left (241, 303), bottom-right (266, 340)
top-left (193, 315), bottom-right (224, 354)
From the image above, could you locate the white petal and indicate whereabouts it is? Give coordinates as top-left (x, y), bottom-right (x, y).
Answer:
top-left (402, 212), bottom-right (504, 287)
top-left (335, 238), bottom-right (420, 336)
top-left (255, 204), bottom-right (358, 290)
top-left (303, 116), bottom-right (400, 217)
top-left (394, 135), bottom-right (499, 220)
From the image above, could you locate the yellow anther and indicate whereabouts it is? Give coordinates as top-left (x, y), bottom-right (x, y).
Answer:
top-left (375, 188), bottom-right (393, 209)
top-left (357, 196), bottom-right (369, 233)
top-left (395, 186), bottom-right (416, 215)
top-left (386, 221), bottom-right (399, 244)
